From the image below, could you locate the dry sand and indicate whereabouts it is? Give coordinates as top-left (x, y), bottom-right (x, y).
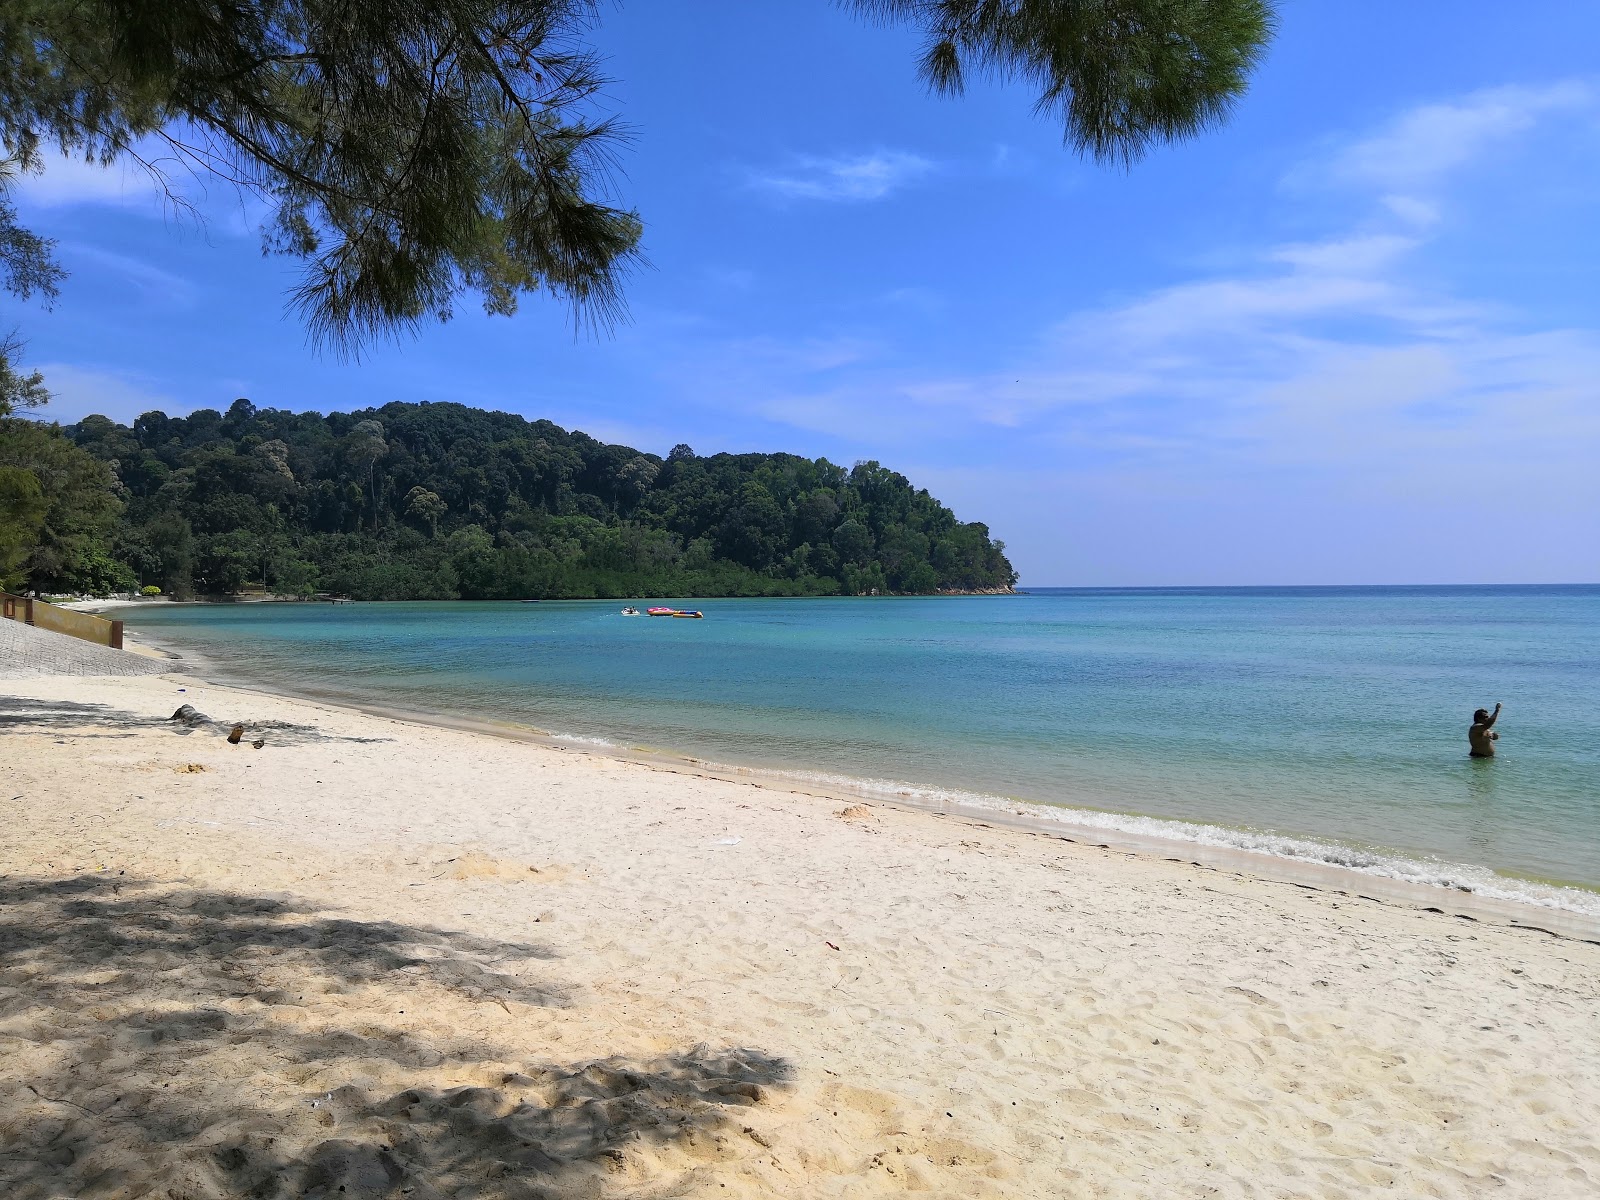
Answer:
top-left (2, 669), bottom-right (1598, 1199)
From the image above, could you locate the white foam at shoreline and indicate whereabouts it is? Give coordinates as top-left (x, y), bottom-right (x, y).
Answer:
top-left (551, 732), bottom-right (618, 748)
top-left (728, 764), bottom-right (1600, 920)
top-left (104, 621), bottom-right (1600, 922)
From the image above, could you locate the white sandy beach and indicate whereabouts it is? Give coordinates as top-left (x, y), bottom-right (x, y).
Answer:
top-left (3, 656), bottom-right (1599, 1199)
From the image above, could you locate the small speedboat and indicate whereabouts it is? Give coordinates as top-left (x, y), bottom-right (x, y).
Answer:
top-left (620, 606), bottom-right (641, 616)
top-left (671, 610), bottom-right (704, 619)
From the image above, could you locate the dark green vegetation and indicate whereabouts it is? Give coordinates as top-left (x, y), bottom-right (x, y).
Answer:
top-left (0, 416), bottom-right (131, 593)
top-left (16, 398), bottom-right (1016, 599)
top-left (850, 1), bottom-right (1275, 166)
top-left (0, 0), bottom-right (1275, 350)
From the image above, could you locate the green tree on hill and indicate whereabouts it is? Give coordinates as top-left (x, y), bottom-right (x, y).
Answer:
top-left (0, 417), bottom-right (134, 593)
top-left (404, 487), bottom-right (448, 538)
top-left (61, 399), bottom-right (1018, 600)
top-left (0, 463), bottom-right (45, 589)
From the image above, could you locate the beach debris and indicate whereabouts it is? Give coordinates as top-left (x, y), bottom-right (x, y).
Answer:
top-left (227, 723), bottom-right (245, 744)
top-left (252, 738), bottom-right (265, 749)
top-left (176, 763), bottom-right (206, 773)
top-left (825, 941), bottom-right (840, 951)
top-left (169, 703), bottom-right (210, 726)
top-left (838, 805), bottom-right (875, 822)
top-left (714, 836), bottom-right (742, 846)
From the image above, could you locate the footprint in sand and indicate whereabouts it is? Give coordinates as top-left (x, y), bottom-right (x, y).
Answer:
top-left (444, 850), bottom-right (570, 883)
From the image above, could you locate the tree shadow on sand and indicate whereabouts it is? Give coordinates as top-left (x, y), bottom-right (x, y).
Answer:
top-left (0, 875), bottom-right (792, 1199)
top-left (0, 696), bottom-right (393, 746)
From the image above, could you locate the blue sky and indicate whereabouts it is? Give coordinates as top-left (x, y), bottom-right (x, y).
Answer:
top-left (9, 2), bottom-right (1599, 585)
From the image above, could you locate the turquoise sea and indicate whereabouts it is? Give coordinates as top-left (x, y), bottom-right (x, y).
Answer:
top-left (121, 586), bottom-right (1600, 915)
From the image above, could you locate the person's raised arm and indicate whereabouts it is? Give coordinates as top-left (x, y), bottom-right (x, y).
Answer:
top-left (1483, 702), bottom-right (1502, 729)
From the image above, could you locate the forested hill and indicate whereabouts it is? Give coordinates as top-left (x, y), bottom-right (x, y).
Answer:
top-left (43, 399), bottom-right (1016, 600)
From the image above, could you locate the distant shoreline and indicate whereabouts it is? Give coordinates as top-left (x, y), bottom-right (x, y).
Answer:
top-left (61, 581), bottom-right (1599, 616)
top-left (66, 588), bottom-right (1020, 614)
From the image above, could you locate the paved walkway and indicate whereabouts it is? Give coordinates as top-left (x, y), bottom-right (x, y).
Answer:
top-left (0, 619), bottom-right (172, 679)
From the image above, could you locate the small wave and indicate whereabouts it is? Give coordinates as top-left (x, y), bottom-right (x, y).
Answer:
top-left (550, 732), bottom-right (618, 748)
top-left (731, 765), bottom-right (1600, 919)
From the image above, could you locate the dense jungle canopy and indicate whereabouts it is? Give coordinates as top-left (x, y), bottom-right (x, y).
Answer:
top-left (3, 398), bottom-right (1017, 599)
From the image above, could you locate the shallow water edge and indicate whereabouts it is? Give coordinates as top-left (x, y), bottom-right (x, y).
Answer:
top-left (122, 619), bottom-right (1600, 942)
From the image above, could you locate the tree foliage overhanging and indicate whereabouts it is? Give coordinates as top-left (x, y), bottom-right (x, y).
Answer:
top-left (9, 398), bottom-right (1017, 600)
top-left (0, 0), bottom-right (644, 352)
top-left (0, 0), bottom-right (1276, 350)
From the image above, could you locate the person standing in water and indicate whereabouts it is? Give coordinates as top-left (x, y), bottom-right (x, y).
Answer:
top-left (1469, 703), bottom-right (1503, 758)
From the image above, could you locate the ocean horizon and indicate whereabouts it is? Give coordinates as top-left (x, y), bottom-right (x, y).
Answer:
top-left (120, 584), bottom-right (1600, 916)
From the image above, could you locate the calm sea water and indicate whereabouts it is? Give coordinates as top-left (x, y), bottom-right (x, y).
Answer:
top-left (122, 587), bottom-right (1600, 913)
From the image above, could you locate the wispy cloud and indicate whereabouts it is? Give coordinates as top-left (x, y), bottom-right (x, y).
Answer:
top-left (1379, 194), bottom-right (1441, 229)
top-left (13, 144), bottom-right (270, 237)
top-left (702, 333), bottom-right (881, 374)
top-left (1323, 81), bottom-right (1592, 191)
top-left (13, 152), bottom-right (159, 209)
top-left (747, 150), bottom-right (935, 202)
top-left (59, 242), bottom-right (199, 306)
top-left (1267, 233), bottom-right (1419, 275)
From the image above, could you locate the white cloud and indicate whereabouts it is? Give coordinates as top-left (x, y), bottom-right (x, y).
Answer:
top-left (11, 152), bottom-right (162, 209)
top-left (12, 144), bottom-right (270, 237)
top-left (1321, 81), bottom-right (1592, 191)
top-left (1267, 233), bottom-right (1418, 275)
top-left (836, 225), bottom-right (1596, 487)
top-left (29, 363), bottom-right (180, 425)
top-left (748, 150), bottom-right (935, 201)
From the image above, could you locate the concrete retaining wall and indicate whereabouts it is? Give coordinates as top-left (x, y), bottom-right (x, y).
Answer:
top-left (1, 593), bottom-right (124, 650)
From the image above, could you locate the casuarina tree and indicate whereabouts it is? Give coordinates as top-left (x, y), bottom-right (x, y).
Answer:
top-left (0, 0), bottom-right (1275, 352)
